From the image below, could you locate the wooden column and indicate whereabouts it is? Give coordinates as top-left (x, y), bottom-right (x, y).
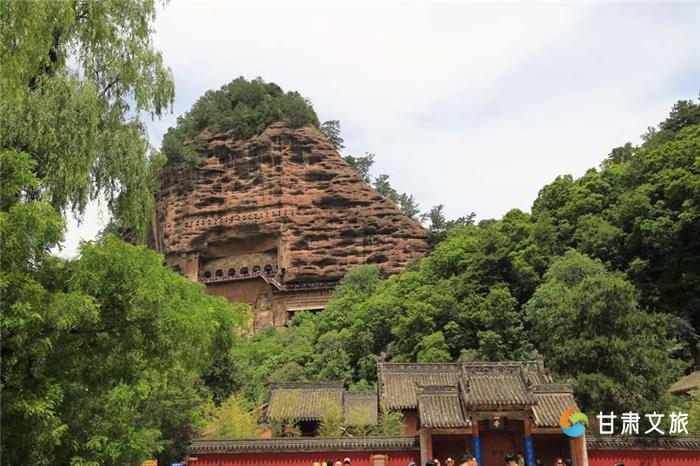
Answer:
top-left (470, 412), bottom-right (482, 466)
top-left (523, 410), bottom-right (535, 466)
top-left (419, 429), bottom-right (433, 466)
top-left (574, 432), bottom-right (587, 466)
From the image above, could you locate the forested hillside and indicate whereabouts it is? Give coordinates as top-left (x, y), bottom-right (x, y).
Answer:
top-left (212, 98), bottom-right (700, 421)
top-left (2, 2), bottom-right (700, 463)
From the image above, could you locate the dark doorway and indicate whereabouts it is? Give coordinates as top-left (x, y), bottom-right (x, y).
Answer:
top-left (432, 434), bottom-right (471, 465)
top-left (480, 432), bottom-right (515, 466)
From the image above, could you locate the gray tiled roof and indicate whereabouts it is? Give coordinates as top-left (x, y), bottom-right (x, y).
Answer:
top-left (344, 392), bottom-right (378, 426)
top-left (378, 363), bottom-right (462, 410)
top-left (188, 436), bottom-right (420, 453)
top-left (378, 361), bottom-right (551, 411)
top-left (460, 363), bottom-right (537, 409)
top-left (669, 370), bottom-right (700, 395)
top-left (586, 435), bottom-right (700, 451)
top-left (267, 381), bottom-right (344, 421)
top-left (417, 385), bottom-right (470, 428)
top-left (531, 384), bottom-right (577, 427)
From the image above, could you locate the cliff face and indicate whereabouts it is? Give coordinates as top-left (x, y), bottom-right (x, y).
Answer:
top-left (154, 122), bottom-right (429, 282)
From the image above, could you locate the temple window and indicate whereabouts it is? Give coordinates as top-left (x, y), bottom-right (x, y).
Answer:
top-left (215, 269), bottom-right (223, 277)
top-left (264, 264), bottom-right (273, 275)
top-left (203, 270), bottom-right (211, 279)
top-left (253, 265), bottom-right (261, 274)
top-left (227, 268), bottom-right (235, 277)
top-left (241, 266), bottom-right (249, 275)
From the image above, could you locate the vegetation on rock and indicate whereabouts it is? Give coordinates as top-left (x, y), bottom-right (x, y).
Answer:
top-left (162, 77), bottom-right (320, 162)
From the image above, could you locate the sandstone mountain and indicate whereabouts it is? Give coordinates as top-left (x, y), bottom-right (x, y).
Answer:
top-left (152, 122), bottom-right (429, 329)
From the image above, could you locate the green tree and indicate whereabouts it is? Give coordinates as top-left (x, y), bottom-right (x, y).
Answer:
top-left (344, 153), bottom-right (375, 183)
top-left (162, 77), bottom-right (319, 162)
top-left (371, 405), bottom-right (405, 436)
top-left (422, 204), bottom-right (477, 246)
top-left (320, 120), bottom-right (345, 151)
top-left (318, 398), bottom-right (344, 437)
top-left (205, 395), bottom-right (260, 439)
top-left (1, 151), bottom-right (247, 465)
top-left (525, 250), bottom-right (683, 413)
top-left (0, 0), bottom-right (174, 239)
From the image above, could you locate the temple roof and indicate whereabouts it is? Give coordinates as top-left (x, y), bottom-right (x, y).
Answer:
top-left (531, 384), bottom-right (577, 428)
top-left (267, 381), bottom-right (344, 421)
top-left (417, 385), bottom-right (470, 428)
top-left (344, 392), bottom-right (378, 426)
top-left (378, 363), bottom-right (462, 410)
top-left (460, 363), bottom-right (537, 409)
top-left (267, 382), bottom-right (377, 425)
top-left (669, 370), bottom-right (700, 396)
top-left (267, 361), bottom-right (577, 430)
top-left (189, 436), bottom-right (420, 454)
top-left (378, 361), bottom-right (552, 411)
top-left (586, 435), bottom-right (700, 451)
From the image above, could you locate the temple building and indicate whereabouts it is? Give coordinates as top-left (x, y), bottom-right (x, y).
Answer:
top-left (151, 123), bottom-right (429, 330)
top-left (188, 361), bottom-right (589, 466)
top-left (187, 361), bottom-right (700, 466)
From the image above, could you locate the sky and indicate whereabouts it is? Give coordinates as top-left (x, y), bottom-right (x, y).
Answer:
top-left (60, 1), bottom-right (700, 257)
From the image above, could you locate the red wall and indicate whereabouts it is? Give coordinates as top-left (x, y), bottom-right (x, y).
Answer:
top-left (188, 450), bottom-right (419, 466)
top-left (588, 449), bottom-right (700, 466)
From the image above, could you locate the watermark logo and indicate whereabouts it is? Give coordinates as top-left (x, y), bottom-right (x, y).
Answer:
top-left (559, 407), bottom-right (588, 438)
top-left (596, 411), bottom-right (688, 435)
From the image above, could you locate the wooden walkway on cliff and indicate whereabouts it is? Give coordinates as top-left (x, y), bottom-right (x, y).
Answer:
top-left (201, 271), bottom-right (339, 292)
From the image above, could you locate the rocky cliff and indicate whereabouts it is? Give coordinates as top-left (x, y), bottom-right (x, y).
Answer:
top-left (152, 122), bottom-right (429, 285)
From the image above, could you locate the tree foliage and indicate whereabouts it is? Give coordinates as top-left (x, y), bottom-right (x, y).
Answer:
top-left (1, 221), bottom-right (248, 465)
top-left (162, 77), bottom-right (320, 162)
top-left (0, 0), bottom-right (174, 239)
top-left (205, 395), bottom-right (260, 440)
top-left (320, 120), bottom-right (345, 151)
top-left (0, 149), bottom-right (248, 464)
top-left (525, 250), bottom-right (682, 413)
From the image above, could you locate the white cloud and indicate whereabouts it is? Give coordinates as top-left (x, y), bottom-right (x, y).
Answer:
top-left (61, 1), bottom-right (700, 257)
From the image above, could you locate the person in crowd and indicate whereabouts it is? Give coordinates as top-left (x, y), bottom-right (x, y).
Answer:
top-left (433, 459), bottom-right (441, 466)
top-left (408, 461), bottom-right (416, 466)
top-left (335, 461), bottom-right (342, 466)
top-left (554, 458), bottom-right (564, 466)
top-left (535, 458), bottom-right (542, 466)
top-left (446, 457), bottom-right (454, 466)
top-left (326, 460), bottom-right (333, 466)
top-left (461, 454), bottom-right (477, 466)
top-left (504, 454), bottom-right (518, 466)
top-left (564, 460), bottom-right (572, 466)
top-left (344, 458), bottom-right (351, 466)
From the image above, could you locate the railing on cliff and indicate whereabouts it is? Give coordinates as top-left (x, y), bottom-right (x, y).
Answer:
top-left (200, 271), bottom-right (338, 292)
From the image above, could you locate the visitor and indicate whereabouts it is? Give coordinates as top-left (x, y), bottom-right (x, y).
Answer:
top-left (460, 454), bottom-right (477, 466)
top-left (326, 460), bottom-right (333, 466)
top-left (408, 461), bottom-right (416, 466)
top-left (344, 458), bottom-right (351, 466)
top-left (504, 454), bottom-right (518, 466)
top-left (564, 460), bottom-right (572, 466)
top-left (433, 459), bottom-right (441, 466)
top-left (335, 461), bottom-right (342, 466)
top-left (535, 458), bottom-right (542, 466)
top-left (446, 457), bottom-right (454, 466)
top-left (554, 458), bottom-right (564, 466)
